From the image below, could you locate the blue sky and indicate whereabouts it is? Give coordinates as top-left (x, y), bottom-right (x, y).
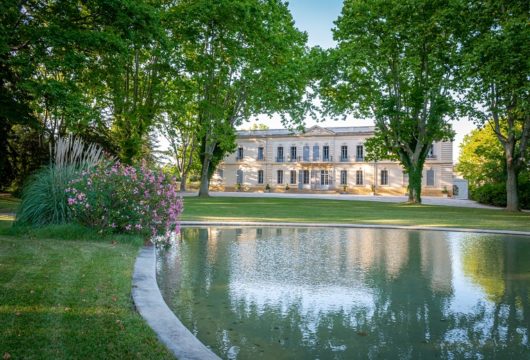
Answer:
top-left (252, 0), bottom-right (475, 162)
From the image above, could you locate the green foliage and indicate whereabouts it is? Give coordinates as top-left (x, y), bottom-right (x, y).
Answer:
top-left (15, 138), bottom-right (105, 227)
top-left (458, 0), bottom-right (530, 210)
top-left (15, 165), bottom-right (76, 226)
top-left (472, 183), bottom-right (508, 208)
top-left (472, 180), bottom-right (530, 210)
top-left (320, 0), bottom-right (458, 203)
top-left (168, 0), bottom-right (312, 196)
top-left (0, 0), bottom-right (164, 190)
top-left (456, 125), bottom-right (506, 189)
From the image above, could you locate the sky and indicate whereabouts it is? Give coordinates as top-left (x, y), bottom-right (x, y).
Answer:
top-left (250, 0), bottom-right (476, 163)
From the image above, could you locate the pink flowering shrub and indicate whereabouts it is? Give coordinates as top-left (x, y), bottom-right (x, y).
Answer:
top-left (65, 161), bottom-right (183, 240)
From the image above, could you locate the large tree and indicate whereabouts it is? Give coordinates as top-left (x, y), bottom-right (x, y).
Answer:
top-left (0, 0), bottom-right (163, 190)
top-left (459, 0), bottom-right (529, 211)
top-left (169, 0), bottom-right (312, 197)
top-left (319, 0), bottom-right (459, 203)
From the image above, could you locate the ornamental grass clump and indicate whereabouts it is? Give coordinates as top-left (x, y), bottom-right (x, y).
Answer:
top-left (16, 137), bottom-right (105, 226)
top-left (66, 161), bottom-right (183, 241)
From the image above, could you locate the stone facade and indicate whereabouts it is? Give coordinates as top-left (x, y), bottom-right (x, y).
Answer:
top-left (213, 125), bottom-right (454, 196)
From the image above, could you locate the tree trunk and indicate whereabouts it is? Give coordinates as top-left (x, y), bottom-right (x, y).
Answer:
top-left (180, 172), bottom-right (187, 192)
top-left (505, 162), bottom-right (519, 211)
top-left (198, 155), bottom-right (211, 197)
top-left (407, 165), bottom-right (423, 204)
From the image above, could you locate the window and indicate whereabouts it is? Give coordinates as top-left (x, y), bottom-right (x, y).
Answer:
top-left (303, 170), bottom-right (310, 184)
top-left (427, 144), bottom-right (435, 159)
top-left (356, 170), bottom-right (363, 185)
top-left (290, 170), bottom-right (297, 184)
top-left (340, 145), bottom-right (348, 161)
top-left (340, 170), bottom-right (347, 185)
top-left (237, 147), bottom-right (243, 160)
top-left (258, 170), bottom-right (264, 184)
top-left (426, 169), bottom-right (435, 186)
top-left (321, 170), bottom-right (329, 185)
top-left (236, 170), bottom-right (243, 184)
top-left (356, 145), bottom-right (364, 161)
top-left (323, 145), bottom-right (330, 161)
top-left (303, 145), bottom-right (310, 161)
top-left (257, 147), bottom-right (264, 160)
top-left (277, 146), bottom-right (284, 162)
top-left (277, 170), bottom-right (284, 184)
top-left (290, 146), bottom-right (297, 161)
top-left (380, 169), bottom-right (388, 185)
top-left (218, 169), bottom-right (224, 178)
top-left (402, 171), bottom-right (409, 186)
top-left (313, 144), bottom-right (319, 161)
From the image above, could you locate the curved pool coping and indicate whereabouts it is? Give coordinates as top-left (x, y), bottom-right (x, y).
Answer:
top-left (132, 245), bottom-right (220, 360)
top-left (132, 221), bottom-right (530, 359)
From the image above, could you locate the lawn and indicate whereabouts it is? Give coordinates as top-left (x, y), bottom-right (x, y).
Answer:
top-left (181, 197), bottom-right (530, 232)
top-left (0, 221), bottom-right (173, 360)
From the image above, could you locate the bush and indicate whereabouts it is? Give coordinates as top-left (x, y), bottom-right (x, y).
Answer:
top-left (15, 138), bottom-right (105, 226)
top-left (472, 180), bottom-right (530, 209)
top-left (66, 161), bottom-right (183, 240)
top-left (472, 183), bottom-right (507, 207)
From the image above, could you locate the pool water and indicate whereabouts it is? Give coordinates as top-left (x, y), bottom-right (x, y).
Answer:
top-left (156, 227), bottom-right (530, 359)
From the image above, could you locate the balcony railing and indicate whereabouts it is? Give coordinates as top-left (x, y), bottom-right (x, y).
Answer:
top-left (426, 154), bottom-right (437, 160)
top-left (236, 156), bottom-right (243, 161)
top-left (276, 156), bottom-right (285, 163)
top-left (340, 156), bottom-right (349, 162)
top-left (355, 156), bottom-right (364, 162)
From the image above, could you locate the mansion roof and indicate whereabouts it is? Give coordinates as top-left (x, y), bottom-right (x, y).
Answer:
top-left (237, 125), bottom-right (376, 138)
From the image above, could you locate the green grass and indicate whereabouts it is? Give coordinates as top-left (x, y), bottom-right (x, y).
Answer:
top-left (0, 195), bottom-right (19, 213)
top-left (181, 197), bottom-right (530, 232)
top-left (0, 220), bottom-right (173, 359)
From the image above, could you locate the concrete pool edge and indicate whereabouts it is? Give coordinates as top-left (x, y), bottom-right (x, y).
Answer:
top-left (132, 246), bottom-right (221, 360)
top-left (180, 221), bottom-right (530, 237)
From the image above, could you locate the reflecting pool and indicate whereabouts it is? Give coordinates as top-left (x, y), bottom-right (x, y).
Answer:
top-left (156, 227), bottom-right (530, 359)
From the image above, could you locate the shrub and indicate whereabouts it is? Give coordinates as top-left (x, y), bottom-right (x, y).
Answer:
top-left (472, 183), bottom-right (506, 207)
top-left (471, 179), bottom-right (530, 209)
top-left (15, 138), bottom-right (105, 226)
top-left (66, 161), bottom-right (183, 240)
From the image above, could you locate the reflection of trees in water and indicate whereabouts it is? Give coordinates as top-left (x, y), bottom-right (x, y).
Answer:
top-left (157, 228), bottom-right (530, 359)
top-left (461, 236), bottom-right (530, 358)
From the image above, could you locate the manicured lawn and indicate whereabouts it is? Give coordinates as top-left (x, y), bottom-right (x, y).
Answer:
top-left (0, 221), bottom-right (173, 359)
top-left (181, 197), bottom-right (530, 232)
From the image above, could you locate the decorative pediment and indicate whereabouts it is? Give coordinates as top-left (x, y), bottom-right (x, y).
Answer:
top-left (301, 125), bottom-right (336, 136)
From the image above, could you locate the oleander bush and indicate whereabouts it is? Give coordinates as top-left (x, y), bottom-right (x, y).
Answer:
top-left (66, 161), bottom-right (183, 240)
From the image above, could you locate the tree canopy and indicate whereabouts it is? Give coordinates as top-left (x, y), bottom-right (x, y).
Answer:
top-left (319, 0), bottom-right (458, 203)
top-left (458, 0), bottom-right (530, 211)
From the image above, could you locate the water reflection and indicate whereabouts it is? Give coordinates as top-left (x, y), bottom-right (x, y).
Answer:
top-left (157, 227), bottom-right (530, 359)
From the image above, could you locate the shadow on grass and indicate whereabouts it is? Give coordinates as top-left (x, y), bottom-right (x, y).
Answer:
top-left (0, 219), bottom-right (144, 245)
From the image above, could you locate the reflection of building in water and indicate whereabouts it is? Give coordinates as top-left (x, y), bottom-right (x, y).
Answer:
top-left (202, 227), bottom-right (453, 286)
top-left (420, 232), bottom-right (453, 293)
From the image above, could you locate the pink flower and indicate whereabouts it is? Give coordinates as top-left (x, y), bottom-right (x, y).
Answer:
top-left (67, 198), bottom-right (76, 205)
